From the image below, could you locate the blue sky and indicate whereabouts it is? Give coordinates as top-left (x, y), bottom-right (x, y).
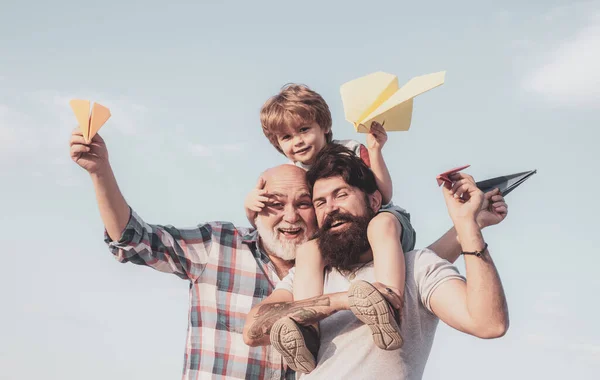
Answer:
top-left (1, 1), bottom-right (599, 379)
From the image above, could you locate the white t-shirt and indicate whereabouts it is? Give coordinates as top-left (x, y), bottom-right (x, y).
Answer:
top-left (276, 248), bottom-right (465, 380)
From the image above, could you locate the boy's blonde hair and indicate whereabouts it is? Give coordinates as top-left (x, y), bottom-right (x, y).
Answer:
top-left (260, 84), bottom-right (333, 154)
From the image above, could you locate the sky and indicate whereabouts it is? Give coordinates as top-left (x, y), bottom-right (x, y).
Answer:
top-left (1, 0), bottom-right (599, 379)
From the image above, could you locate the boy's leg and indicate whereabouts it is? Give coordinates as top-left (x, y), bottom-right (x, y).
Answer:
top-left (270, 317), bottom-right (320, 374)
top-left (348, 280), bottom-right (403, 350)
top-left (367, 212), bottom-right (406, 303)
top-left (349, 211), bottom-right (407, 350)
top-left (271, 241), bottom-right (324, 373)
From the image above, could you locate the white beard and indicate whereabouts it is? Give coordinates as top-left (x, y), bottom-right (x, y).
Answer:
top-left (255, 218), bottom-right (308, 261)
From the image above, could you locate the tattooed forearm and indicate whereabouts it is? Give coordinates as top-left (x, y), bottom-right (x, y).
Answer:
top-left (247, 295), bottom-right (339, 341)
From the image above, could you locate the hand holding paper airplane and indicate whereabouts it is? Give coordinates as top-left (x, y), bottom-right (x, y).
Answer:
top-left (340, 71), bottom-right (445, 133)
top-left (69, 99), bottom-right (111, 144)
top-left (436, 165), bottom-right (537, 197)
top-left (477, 188), bottom-right (508, 228)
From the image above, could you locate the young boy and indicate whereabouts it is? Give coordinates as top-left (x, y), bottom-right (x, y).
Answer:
top-left (245, 84), bottom-right (416, 373)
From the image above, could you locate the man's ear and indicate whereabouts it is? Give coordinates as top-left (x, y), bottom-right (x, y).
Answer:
top-left (367, 190), bottom-right (382, 213)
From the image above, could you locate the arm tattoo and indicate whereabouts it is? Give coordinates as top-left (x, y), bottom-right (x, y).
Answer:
top-left (248, 296), bottom-right (334, 340)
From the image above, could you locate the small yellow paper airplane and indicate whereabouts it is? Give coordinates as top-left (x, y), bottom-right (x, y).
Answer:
top-left (69, 99), bottom-right (111, 143)
top-left (340, 71), bottom-right (445, 133)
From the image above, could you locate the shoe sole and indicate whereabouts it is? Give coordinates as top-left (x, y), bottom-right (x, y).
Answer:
top-left (270, 317), bottom-right (316, 373)
top-left (348, 281), bottom-right (403, 350)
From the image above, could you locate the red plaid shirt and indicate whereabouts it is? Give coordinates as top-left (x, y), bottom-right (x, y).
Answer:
top-left (105, 208), bottom-right (295, 380)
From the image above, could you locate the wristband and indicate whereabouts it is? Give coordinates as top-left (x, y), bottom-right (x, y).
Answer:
top-left (461, 243), bottom-right (488, 257)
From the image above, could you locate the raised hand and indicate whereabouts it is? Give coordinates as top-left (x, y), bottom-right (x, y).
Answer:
top-left (69, 128), bottom-right (110, 175)
top-left (366, 121), bottom-right (388, 151)
top-left (442, 172), bottom-right (484, 225)
top-left (245, 176), bottom-right (270, 226)
top-left (476, 188), bottom-right (508, 228)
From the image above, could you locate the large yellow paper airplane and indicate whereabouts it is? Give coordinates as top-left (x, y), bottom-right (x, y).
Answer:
top-left (69, 99), bottom-right (111, 143)
top-left (340, 71), bottom-right (445, 133)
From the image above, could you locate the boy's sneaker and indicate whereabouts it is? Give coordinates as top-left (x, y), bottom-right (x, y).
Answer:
top-left (348, 280), bottom-right (404, 350)
top-left (270, 317), bottom-right (320, 374)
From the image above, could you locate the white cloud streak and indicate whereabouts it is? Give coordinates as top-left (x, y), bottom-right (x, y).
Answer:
top-left (188, 142), bottom-right (247, 157)
top-left (0, 90), bottom-right (150, 186)
top-left (522, 12), bottom-right (600, 108)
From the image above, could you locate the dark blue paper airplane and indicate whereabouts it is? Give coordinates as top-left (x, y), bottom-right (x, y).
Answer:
top-left (476, 170), bottom-right (537, 196)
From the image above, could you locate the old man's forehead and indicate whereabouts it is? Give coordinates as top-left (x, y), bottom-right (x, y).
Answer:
top-left (268, 189), bottom-right (311, 202)
top-left (263, 166), bottom-right (310, 192)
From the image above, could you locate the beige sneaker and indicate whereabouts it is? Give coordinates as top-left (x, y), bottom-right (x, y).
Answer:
top-left (348, 280), bottom-right (403, 350)
top-left (270, 317), bottom-right (320, 373)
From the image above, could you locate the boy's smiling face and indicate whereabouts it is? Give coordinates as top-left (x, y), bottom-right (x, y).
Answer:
top-left (277, 122), bottom-right (329, 165)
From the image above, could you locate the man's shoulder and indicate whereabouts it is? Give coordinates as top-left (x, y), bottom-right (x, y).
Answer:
top-left (404, 247), bottom-right (448, 266)
top-left (203, 220), bottom-right (253, 233)
top-left (405, 248), bottom-right (462, 284)
top-left (194, 221), bottom-right (256, 243)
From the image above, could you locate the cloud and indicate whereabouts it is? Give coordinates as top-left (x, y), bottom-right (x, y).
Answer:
top-left (526, 334), bottom-right (600, 363)
top-left (32, 91), bottom-right (148, 136)
top-left (567, 342), bottom-right (600, 358)
top-left (522, 13), bottom-right (600, 107)
top-left (0, 104), bottom-right (41, 155)
top-left (532, 291), bottom-right (569, 318)
top-left (1, 91), bottom-right (149, 155)
top-left (0, 90), bottom-right (151, 186)
top-left (188, 142), bottom-right (247, 157)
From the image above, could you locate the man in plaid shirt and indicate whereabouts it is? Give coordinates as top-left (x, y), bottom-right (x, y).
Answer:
top-left (69, 129), bottom-right (315, 379)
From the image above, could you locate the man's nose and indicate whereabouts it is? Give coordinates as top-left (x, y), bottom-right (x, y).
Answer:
top-left (283, 204), bottom-right (299, 223)
top-left (324, 202), bottom-right (338, 215)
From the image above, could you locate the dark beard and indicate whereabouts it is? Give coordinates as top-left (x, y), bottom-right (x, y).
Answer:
top-left (316, 209), bottom-right (374, 273)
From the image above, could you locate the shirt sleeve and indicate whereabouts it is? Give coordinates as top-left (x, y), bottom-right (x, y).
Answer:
top-left (275, 266), bottom-right (295, 294)
top-left (104, 207), bottom-right (213, 281)
top-left (414, 248), bottom-right (466, 314)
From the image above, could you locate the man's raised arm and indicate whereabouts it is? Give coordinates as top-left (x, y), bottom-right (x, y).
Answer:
top-left (70, 129), bottom-right (130, 240)
top-left (428, 173), bottom-right (509, 339)
top-left (428, 188), bottom-right (508, 264)
top-left (69, 130), bottom-right (212, 281)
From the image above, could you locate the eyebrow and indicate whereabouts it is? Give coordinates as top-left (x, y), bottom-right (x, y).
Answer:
top-left (297, 191), bottom-right (311, 199)
top-left (312, 186), bottom-right (349, 202)
top-left (268, 192), bottom-right (286, 198)
top-left (268, 191), bottom-right (311, 201)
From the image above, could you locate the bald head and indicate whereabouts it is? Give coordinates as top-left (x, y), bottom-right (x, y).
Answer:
top-left (262, 164), bottom-right (308, 192)
top-left (254, 164), bottom-right (317, 262)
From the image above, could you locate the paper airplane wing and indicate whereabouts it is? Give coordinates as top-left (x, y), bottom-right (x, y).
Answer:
top-left (69, 99), bottom-right (91, 142)
top-left (360, 71), bottom-right (446, 132)
top-left (340, 72), bottom-right (399, 131)
top-left (436, 165), bottom-right (471, 186)
top-left (476, 170), bottom-right (537, 196)
top-left (89, 102), bottom-right (111, 140)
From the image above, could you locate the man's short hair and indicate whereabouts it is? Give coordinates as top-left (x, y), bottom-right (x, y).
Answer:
top-left (260, 84), bottom-right (333, 155)
top-left (306, 144), bottom-right (377, 195)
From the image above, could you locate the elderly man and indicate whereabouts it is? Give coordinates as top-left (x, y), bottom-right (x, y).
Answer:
top-left (69, 130), bottom-right (317, 379)
top-left (243, 144), bottom-right (509, 379)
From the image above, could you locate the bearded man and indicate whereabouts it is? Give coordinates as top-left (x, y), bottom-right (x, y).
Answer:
top-left (243, 144), bottom-right (509, 379)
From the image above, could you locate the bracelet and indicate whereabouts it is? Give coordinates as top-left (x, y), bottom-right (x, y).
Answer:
top-left (461, 243), bottom-right (488, 257)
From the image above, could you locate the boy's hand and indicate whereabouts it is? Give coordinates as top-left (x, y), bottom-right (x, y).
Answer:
top-left (366, 121), bottom-right (388, 152)
top-left (245, 176), bottom-right (269, 214)
top-left (476, 188), bottom-right (508, 228)
top-left (69, 128), bottom-right (110, 175)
